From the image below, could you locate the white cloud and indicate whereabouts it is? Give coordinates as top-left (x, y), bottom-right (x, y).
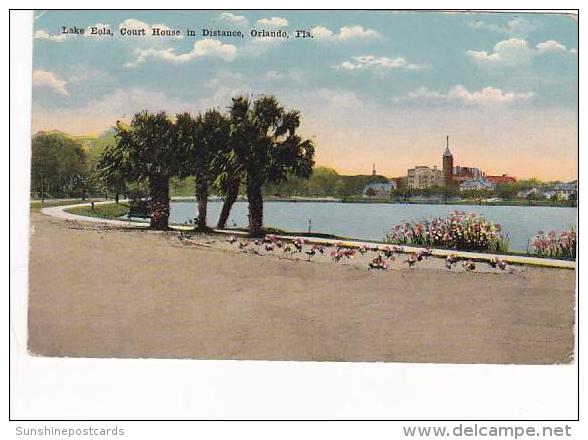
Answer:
top-left (339, 25), bottom-right (379, 40)
top-left (311, 26), bottom-right (334, 39)
top-left (468, 38), bottom-right (576, 64)
top-left (68, 67), bottom-right (112, 83)
top-left (333, 55), bottom-right (425, 71)
top-left (33, 29), bottom-right (66, 42)
top-left (316, 89), bottom-right (366, 109)
top-left (449, 85), bottom-right (534, 104)
top-left (468, 17), bottom-right (536, 37)
top-left (190, 39), bottom-right (236, 59)
top-left (312, 25), bottom-right (380, 41)
top-left (536, 39), bottom-right (567, 52)
top-left (126, 39), bottom-right (237, 67)
top-left (467, 38), bottom-right (532, 64)
top-left (32, 70), bottom-right (69, 96)
top-left (396, 85), bottom-right (534, 105)
top-left (33, 88), bottom-right (193, 135)
top-left (257, 17), bottom-right (288, 27)
top-left (218, 12), bottom-right (249, 26)
top-left (119, 18), bottom-right (149, 31)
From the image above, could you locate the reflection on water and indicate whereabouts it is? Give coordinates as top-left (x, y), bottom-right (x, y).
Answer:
top-left (170, 201), bottom-right (577, 253)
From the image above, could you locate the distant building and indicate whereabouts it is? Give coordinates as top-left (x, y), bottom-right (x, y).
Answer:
top-left (441, 137), bottom-right (515, 187)
top-left (442, 136), bottom-right (454, 186)
top-left (459, 178), bottom-right (496, 192)
top-left (442, 137), bottom-right (487, 186)
top-left (486, 174), bottom-right (517, 185)
top-left (550, 181), bottom-right (577, 200)
top-left (406, 136), bottom-right (513, 190)
top-left (407, 166), bottom-right (444, 189)
top-left (517, 188), bottom-right (541, 199)
top-left (363, 181), bottom-right (396, 198)
top-left (394, 176), bottom-right (407, 189)
top-left (453, 166), bottom-right (485, 185)
top-left (518, 182), bottom-right (576, 200)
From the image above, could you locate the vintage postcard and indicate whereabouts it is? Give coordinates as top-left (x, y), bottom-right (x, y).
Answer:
top-left (28, 10), bottom-right (577, 365)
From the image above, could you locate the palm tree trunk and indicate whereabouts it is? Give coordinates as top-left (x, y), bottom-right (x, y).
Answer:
top-left (149, 175), bottom-right (170, 230)
top-left (247, 177), bottom-right (264, 237)
top-left (195, 174), bottom-right (208, 230)
top-left (217, 178), bottom-right (239, 229)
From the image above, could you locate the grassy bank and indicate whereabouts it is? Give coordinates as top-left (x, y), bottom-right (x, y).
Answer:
top-left (30, 198), bottom-right (105, 212)
top-left (65, 202), bottom-right (130, 219)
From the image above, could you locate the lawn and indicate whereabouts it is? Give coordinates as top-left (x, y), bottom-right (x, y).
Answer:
top-left (65, 202), bottom-right (130, 219)
top-left (30, 198), bottom-right (105, 212)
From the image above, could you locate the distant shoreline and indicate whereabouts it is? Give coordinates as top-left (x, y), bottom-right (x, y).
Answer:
top-left (169, 196), bottom-right (577, 208)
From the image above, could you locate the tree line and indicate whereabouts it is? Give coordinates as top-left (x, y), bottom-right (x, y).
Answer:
top-left (94, 95), bottom-right (315, 236)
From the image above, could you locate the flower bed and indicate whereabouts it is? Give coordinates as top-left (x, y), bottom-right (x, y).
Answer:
top-left (531, 228), bottom-right (576, 260)
top-left (384, 211), bottom-right (509, 253)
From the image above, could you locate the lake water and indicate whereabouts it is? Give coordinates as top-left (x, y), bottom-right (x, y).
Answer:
top-left (170, 201), bottom-right (577, 253)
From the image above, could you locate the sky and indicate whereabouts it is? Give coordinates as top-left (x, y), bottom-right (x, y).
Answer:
top-left (31, 10), bottom-right (578, 181)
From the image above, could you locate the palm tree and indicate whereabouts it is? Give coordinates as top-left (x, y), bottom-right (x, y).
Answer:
top-left (93, 145), bottom-right (126, 204)
top-left (96, 111), bottom-right (179, 229)
top-left (228, 95), bottom-right (315, 237)
top-left (214, 162), bottom-right (241, 229)
top-left (196, 110), bottom-right (230, 229)
top-left (175, 111), bottom-right (226, 230)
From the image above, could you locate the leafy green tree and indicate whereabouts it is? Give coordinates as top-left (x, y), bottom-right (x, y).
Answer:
top-left (65, 173), bottom-right (94, 201)
top-left (365, 187), bottom-right (376, 202)
top-left (95, 111), bottom-right (180, 229)
top-left (526, 190), bottom-right (543, 206)
top-left (31, 131), bottom-right (88, 200)
top-left (495, 183), bottom-right (517, 200)
top-left (305, 167), bottom-right (340, 196)
top-left (93, 143), bottom-right (127, 204)
top-left (229, 95), bottom-right (315, 236)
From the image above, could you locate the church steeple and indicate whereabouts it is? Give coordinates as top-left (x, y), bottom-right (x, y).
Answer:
top-left (443, 135), bottom-right (452, 157)
top-left (442, 135), bottom-right (454, 186)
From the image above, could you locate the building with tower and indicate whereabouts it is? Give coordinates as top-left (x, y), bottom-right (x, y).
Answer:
top-left (442, 135), bottom-right (454, 186)
top-left (405, 136), bottom-right (515, 190)
top-left (363, 163), bottom-right (396, 197)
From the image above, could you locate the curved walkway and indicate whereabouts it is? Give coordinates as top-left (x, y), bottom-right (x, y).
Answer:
top-left (41, 201), bottom-right (147, 228)
top-left (41, 200), bottom-right (576, 270)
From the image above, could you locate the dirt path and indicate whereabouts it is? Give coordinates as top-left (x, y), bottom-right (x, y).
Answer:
top-left (28, 212), bottom-right (576, 364)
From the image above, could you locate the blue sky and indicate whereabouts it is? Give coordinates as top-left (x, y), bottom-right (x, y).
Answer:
top-left (31, 10), bottom-right (578, 180)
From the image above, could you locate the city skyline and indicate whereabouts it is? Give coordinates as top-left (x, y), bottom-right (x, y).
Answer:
top-left (31, 10), bottom-right (578, 180)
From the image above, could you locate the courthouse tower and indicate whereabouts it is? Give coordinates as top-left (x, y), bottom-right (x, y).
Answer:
top-left (442, 135), bottom-right (454, 186)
